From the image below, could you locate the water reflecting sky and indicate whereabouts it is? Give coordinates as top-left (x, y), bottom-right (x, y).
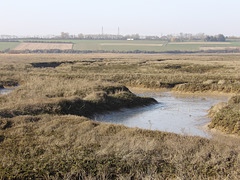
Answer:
top-left (93, 90), bottom-right (229, 138)
top-left (0, 88), bottom-right (13, 95)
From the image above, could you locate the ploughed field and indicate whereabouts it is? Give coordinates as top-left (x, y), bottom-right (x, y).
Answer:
top-left (0, 53), bottom-right (240, 179)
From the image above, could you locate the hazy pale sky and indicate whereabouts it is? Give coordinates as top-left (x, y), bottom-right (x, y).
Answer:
top-left (1, 0), bottom-right (240, 36)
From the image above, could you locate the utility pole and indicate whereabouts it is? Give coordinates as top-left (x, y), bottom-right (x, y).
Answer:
top-left (102, 26), bottom-right (104, 35)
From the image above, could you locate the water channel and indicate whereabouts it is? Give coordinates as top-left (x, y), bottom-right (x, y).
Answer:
top-left (0, 87), bottom-right (230, 138)
top-left (94, 89), bottom-right (230, 138)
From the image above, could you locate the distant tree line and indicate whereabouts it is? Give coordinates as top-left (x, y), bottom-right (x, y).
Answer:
top-left (0, 32), bottom-right (232, 42)
top-left (165, 33), bottom-right (227, 42)
top-left (162, 33), bottom-right (206, 42)
top-left (55, 32), bottom-right (229, 42)
top-left (204, 34), bottom-right (226, 42)
top-left (65, 32), bottom-right (142, 40)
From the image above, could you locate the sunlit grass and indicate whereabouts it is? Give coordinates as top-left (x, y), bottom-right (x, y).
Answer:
top-left (0, 53), bottom-right (240, 179)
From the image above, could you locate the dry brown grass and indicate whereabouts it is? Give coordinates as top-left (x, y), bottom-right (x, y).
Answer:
top-left (1, 76), bottom-right (116, 106)
top-left (209, 95), bottom-right (240, 135)
top-left (0, 114), bottom-right (239, 179)
top-left (0, 75), bottom-right (156, 118)
top-left (0, 53), bottom-right (240, 178)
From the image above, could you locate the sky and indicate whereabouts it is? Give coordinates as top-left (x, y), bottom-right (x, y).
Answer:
top-left (1, 0), bottom-right (240, 37)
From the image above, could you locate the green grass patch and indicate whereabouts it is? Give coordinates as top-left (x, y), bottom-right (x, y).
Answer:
top-left (0, 42), bottom-right (20, 51)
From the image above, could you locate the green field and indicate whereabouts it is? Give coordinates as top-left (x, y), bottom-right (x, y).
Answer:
top-left (72, 40), bottom-right (237, 52)
top-left (72, 40), bottom-right (167, 51)
top-left (1, 39), bottom-right (240, 52)
top-left (0, 42), bottom-right (20, 51)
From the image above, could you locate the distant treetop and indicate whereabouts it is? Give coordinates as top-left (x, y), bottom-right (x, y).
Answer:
top-left (204, 34), bottom-right (226, 42)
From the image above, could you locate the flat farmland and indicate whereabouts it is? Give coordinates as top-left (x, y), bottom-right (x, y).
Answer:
top-left (14, 42), bottom-right (73, 50)
top-left (72, 40), bottom-right (240, 52)
top-left (200, 46), bottom-right (240, 51)
top-left (169, 42), bottom-right (231, 45)
top-left (73, 40), bottom-right (166, 51)
top-left (1, 39), bottom-right (240, 52)
top-left (100, 43), bottom-right (163, 46)
top-left (0, 42), bottom-right (20, 51)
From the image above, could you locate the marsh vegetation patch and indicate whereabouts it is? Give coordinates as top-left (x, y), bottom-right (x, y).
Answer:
top-left (209, 95), bottom-right (240, 135)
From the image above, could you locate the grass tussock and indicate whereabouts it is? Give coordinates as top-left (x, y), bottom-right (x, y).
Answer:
top-left (209, 95), bottom-right (240, 135)
top-left (0, 76), bottom-right (156, 118)
top-left (0, 115), bottom-right (240, 179)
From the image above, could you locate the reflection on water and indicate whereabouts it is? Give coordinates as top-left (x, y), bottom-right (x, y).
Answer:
top-left (0, 88), bottom-right (13, 95)
top-left (93, 90), bottom-right (229, 138)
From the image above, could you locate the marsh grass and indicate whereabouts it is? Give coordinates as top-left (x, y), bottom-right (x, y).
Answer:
top-left (209, 95), bottom-right (240, 135)
top-left (0, 115), bottom-right (239, 179)
top-left (0, 53), bottom-right (240, 179)
top-left (0, 76), bottom-right (156, 118)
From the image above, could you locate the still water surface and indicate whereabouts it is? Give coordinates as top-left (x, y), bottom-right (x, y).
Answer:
top-left (0, 88), bottom-right (13, 95)
top-left (94, 90), bottom-right (229, 138)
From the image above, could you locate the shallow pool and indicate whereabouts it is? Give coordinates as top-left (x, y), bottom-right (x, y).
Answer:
top-left (93, 90), bottom-right (229, 138)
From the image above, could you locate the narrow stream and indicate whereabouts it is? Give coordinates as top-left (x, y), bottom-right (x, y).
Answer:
top-left (93, 90), bottom-right (229, 138)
